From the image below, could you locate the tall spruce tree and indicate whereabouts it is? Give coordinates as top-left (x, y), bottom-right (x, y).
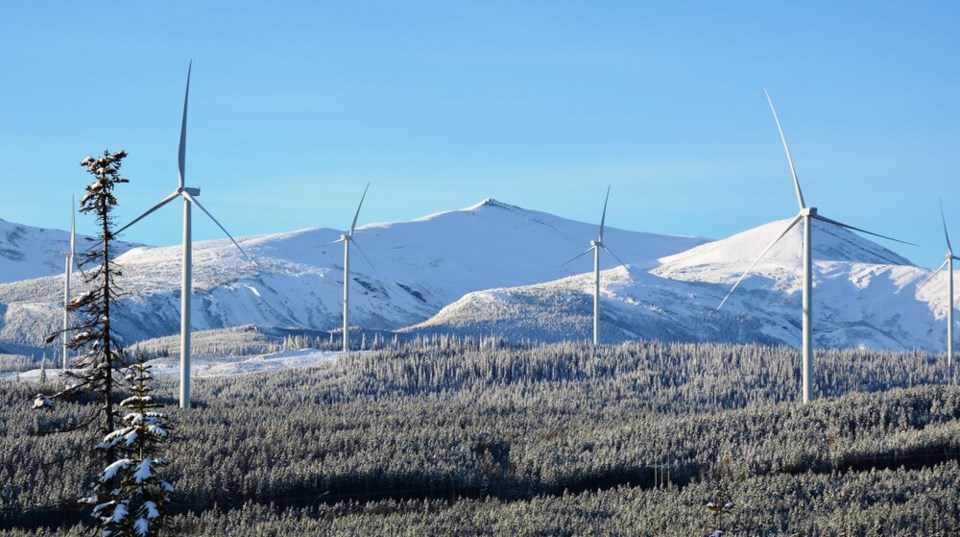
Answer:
top-left (35, 150), bottom-right (130, 440)
top-left (33, 150), bottom-right (173, 534)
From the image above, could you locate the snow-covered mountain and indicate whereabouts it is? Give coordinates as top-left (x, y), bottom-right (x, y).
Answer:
top-left (0, 218), bottom-right (138, 283)
top-left (0, 200), bottom-right (950, 357)
top-left (413, 217), bottom-right (952, 353)
top-left (0, 199), bottom-right (707, 355)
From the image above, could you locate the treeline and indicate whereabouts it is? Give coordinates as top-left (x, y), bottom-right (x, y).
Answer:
top-left (1, 340), bottom-right (958, 533)
top-left (125, 325), bottom-right (416, 360)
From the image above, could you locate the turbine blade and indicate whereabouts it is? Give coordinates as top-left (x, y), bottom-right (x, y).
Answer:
top-left (598, 185), bottom-right (611, 243)
top-left (811, 214), bottom-right (917, 246)
top-left (764, 88), bottom-right (806, 210)
top-left (600, 244), bottom-right (631, 274)
top-left (181, 190), bottom-right (254, 264)
top-left (916, 259), bottom-right (949, 292)
top-left (178, 61), bottom-right (192, 189)
top-left (349, 182), bottom-right (370, 236)
top-left (718, 214), bottom-right (802, 310)
top-left (562, 246), bottom-right (594, 267)
top-left (115, 190), bottom-right (181, 236)
top-left (941, 199), bottom-right (953, 255)
top-left (352, 238), bottom-right (377, 274)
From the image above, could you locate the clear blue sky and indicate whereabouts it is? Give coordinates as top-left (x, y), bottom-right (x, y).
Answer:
top-left (1, 1), bottom-right (957, 268)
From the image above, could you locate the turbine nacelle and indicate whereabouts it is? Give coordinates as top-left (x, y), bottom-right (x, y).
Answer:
top-left (340, 233), bottom-right (351, 242)
top-left (800, 207), bottom-right (817, 217)
top-left (590, 239), bottom-right (601, 248)
top-left (179, 187), bottom-right (201, 196)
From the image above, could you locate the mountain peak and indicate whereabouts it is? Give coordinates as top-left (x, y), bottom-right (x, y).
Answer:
top-left (468, 198), bottom-right (518, 211)
top-left (657, 216), bottom-right (913, 280)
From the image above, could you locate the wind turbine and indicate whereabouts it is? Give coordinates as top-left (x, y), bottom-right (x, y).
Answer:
top-left (327, 183), bottom-right (371, 352)
top-left (718, 89), bottom-right (913, 404)
top-left (117, 62), bottom-right (252, 409)
top-left (918, 202), bottom-right (958, 370)
top-left (563, 186), bottom-right (629, 346)
top-left (60, 196), bottom-right (76, 370)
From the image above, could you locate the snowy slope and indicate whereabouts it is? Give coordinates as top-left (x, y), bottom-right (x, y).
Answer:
top-left (413, 217), bottom-right (952, 353)
top-left (0, 199), bottom-right (707, 355)
top-left (0, 218), bottom-right (138, 283)
top-left (654, 217), bottom-right (911, 282)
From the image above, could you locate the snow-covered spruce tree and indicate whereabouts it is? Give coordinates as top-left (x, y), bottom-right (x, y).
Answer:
top-left (35, 150), bottom-right (130, 437)
top-left (31, 150), bottom-right (166, 533)
top-left (86, 355), bottom-right (173, 536)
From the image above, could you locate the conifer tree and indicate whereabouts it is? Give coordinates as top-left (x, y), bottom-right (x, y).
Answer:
top-left (85, 355), bottom-right (173, 536)
top-left (35, 150), bottom-right (130, 444)
top-left (31, 150), bottom-right (176, 535)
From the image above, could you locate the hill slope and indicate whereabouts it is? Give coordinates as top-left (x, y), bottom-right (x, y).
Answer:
top-left (414, 217), bottom-right (950, 352)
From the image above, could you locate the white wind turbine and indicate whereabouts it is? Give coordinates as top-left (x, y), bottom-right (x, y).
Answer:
top-left (117, 62), bottom-right (252, 409)
top-left (327, 183), bottom-right (372, 352)
top-left (60, 196), bottom-right (76, 370)
top-left (718, 89), bottom-right (913, 404)
top-left (918, 202), bottom-right (958, 370)
top-left (563, 185), bottom-right (629, 346)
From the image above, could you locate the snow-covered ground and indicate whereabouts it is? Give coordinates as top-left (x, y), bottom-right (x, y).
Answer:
top-left (1, 348), bottom-right (344, 382)
top-left (144, 348), bottom-right (344, 378)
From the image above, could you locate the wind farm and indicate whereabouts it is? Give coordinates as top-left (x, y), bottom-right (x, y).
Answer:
top-left (2, 82), bottom-right (958, 536)
top-left (2, 2), bottom-right (959, 535)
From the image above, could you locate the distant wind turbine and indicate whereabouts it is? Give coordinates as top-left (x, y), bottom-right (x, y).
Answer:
top-left (60, 196), bottom-right (76, 370)
top-left (563, 186), bottom-right (629, 346)
top-left (117, 62), bottom-right (253, 409)
top-left (918, 201), bottom-right (958, 370)
top-left (327, 183), bottom-right (372, 352)
top-left (718, 89), bottom-right (913, 404)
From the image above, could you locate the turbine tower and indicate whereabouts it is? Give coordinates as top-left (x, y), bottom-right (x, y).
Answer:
top-left (117, 62), bottom-right (252, 409)
top-left (563, 186), bottom-right (628, 346)
top-left (718, 89), bottom-right (912, 404)
top-left (60, 196), bottom-right (76, 370)
top-left (919, 202), bottom-right (958, 370)
top-left (328, 183), bottom-right (370, 352)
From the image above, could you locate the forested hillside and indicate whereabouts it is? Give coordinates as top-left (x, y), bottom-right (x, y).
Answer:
top-left (2, 340), bottom-right (958, 535)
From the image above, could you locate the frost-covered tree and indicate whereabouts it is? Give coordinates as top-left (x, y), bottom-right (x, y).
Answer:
top-left (706, 489), bottom-right (734, 536)
top-left (84, 355), bottom-right (173, 536)
top-left (35, 150), bottom-right (130, 441)
top-left (31, 150), bottom-right (159, 534)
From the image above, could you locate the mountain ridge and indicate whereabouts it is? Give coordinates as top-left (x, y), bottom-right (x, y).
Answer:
top-left (0, 199), bottom-right (948, 357)
top-left (0, 199), bottom-right (707, 355)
